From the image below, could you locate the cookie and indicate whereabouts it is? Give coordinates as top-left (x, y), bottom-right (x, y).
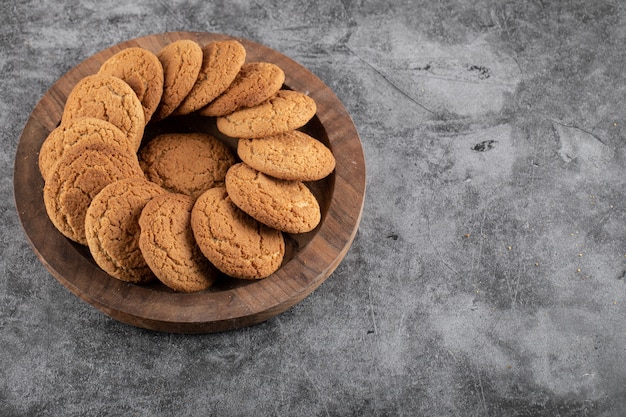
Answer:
top-left (153, 39), bottom-right (203, 121)
top-left (98, 47), bottom-right (164, 124)
top-left (85, 177), bottom-right (167, 283)
top-left (139, 193), bottom-right (218, 292)
top-left (43, 142), bottom-right (144, 245)
top-left (191, 186), bottom-right (284, 280)
top-left (172, 39), bottom-right (246, 116)
top-left (61, 73), bottom-right (145, 151)
top-left (198, 62), bottom-right (285, 117)
top-left (216, 90), bottom-right (316, 139)
top-left (138, 133), bottom-right (235, 199)
top-left (225, 163), bottom-right (320, 234)
top-left (38, 117), bottom-right (134, 182)
top-left (237, 130), bottom-right (335, 181)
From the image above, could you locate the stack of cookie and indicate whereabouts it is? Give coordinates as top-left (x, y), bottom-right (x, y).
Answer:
top-left (38, 38), bottom-right (335, 293)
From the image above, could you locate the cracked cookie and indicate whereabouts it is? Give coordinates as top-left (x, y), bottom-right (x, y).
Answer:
top-left (153, 39), bottom-right (203, 121)
top-left (85, 177), bottom-right (167, 283)
top-left (198, 62), bottom-right (285, 117)
top-left (138, 132), bottom-right (235, 199)
top-left (225, 162), bottom-right (321, 234)
top-left (237, 130), bottom-right (335, 181)
top-left (173, 39), bottom-right (246, 115)
top-left (43, 142), bottom-right (144, 245)
top-left (61, 73), bottom-right (145, 151)
top-left (139, 193), bottom-right (219, 292)
top-left (191, 186), bottom-right (284, 280)
top-left (216, 89), bottom-right (316, 138)
top-left (38, 117), bottom-right (133, 183)
top-left (98, 47), bottom-right (164, 124)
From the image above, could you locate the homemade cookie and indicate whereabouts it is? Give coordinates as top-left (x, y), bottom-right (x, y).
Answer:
top-left (138, 133), bottom-right (235, 199)
top-left (225, 163), bottom-right (320, 234)
top-left (237, 130), bottom-right (335, 181)
top-left (61, 73), bottom-right (145, 151)
top-left (98, 47), bottom-right (164, 124)
top-left (153, 39), bottom-right (203, 121)
top-left (216, 90), bottom-right (316, 138)
top-left (85, 177), bottom-right (167, 283)
top-left (43, 142), bottom-right (144, 245)
top-left (198, 62), bottom-right (285, 117)
top-left (139, 193), bottom-right (218, 292)
top-left (191, 186), bottom-right (284, 279)
top-left (173, 39), bottom-right (246, 116)
top-left (38, 117), bottom-right (134, 182)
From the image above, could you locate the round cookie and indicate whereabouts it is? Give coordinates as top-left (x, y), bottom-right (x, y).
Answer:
top-left (38, 117), bottom-right (134, 182)
top-left (225, 163), bottom-right (321, 234)
top-left (153, 39), bottom-right (203, 121)
top-left (98, 47), bottom-right (164, 124)
top-left (198, 62), bottom-right (285, 117)
top-left (138, 133), bottom-right (235, 199)
top-left (61, 73), bottom-right (145, 151)
top-left (191, 186), bottom-right (284, 280)
top-left (237, 130), bottom-right (335, 181)
top-left (172, 39), bottom-right (246, 116)
top-left (85, 177), bottom-right (167, 284)
top-left (43, 142), bottom-right (144, 245)
top-left (139, 193), bottom-right (218, 292)
top-left (216, 90), bottom-right (316, 139)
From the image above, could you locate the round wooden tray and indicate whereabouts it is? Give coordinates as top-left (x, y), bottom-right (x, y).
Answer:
top-left (13, 32), bottom-right (366, 334)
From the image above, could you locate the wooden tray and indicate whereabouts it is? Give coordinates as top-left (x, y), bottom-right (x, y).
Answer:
top-left (13, 32), bottom-right (366, 333)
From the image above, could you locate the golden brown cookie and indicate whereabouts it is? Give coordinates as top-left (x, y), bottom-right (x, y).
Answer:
top-left (38, 117), bottom-right (134, 182)
top-left (216, 90), bottom-right (316, 138)
top-left (98, 47), bottom-right (164, 124)
top-left (138, 133), bottom-right (236, 199)
top-left (198, 62), bottom-right (285, 117)
top-left (139, 193), bottom-right (219, 292)
top-left (225, 163), bottom-right (320, 234)
top-left (85, 177), bottom-right (167, 284)
top-left (172, 39), bottom-right (246, 116)
top-left (153, 39), bottom-right (203, 121)
top-left (190, 186), bottom-right (284, 279)
top-left (61, 73), bottom-right (145, 151)
top-left (43, 142), bottom-right (144, 245)
top-left (237, 130), bottom-right (335, 181)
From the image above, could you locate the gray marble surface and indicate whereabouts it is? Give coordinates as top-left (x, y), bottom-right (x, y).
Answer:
top-left (3, 1), bottom-right (626, 416)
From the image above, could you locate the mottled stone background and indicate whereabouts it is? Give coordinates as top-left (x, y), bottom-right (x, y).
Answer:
top-left (2, 1), bottom-right (626, 416)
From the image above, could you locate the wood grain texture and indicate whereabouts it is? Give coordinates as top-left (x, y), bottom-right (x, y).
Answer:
top-left (13, 31), bottom-right (366, 334)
